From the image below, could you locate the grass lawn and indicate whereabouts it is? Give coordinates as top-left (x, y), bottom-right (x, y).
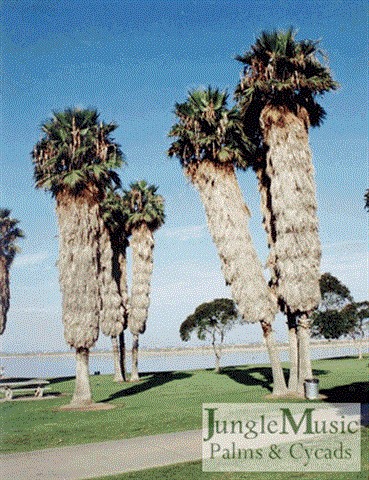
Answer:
top-left (1, 355), bottom-right (368, 457)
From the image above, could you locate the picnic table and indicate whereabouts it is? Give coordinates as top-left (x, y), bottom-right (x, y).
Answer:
top-left (0, 379), bottom-right (51, 400)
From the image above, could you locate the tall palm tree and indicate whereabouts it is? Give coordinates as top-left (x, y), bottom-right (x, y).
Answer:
top-left (101, 189), bottom-right (130, 381)
top-left (235, 28), bottom-right (338, 393)
top-left (122, 180), bottom-right (165, 382)
top-left (32, 107), bottom-right (124, 406)
top-left (168, 87), bottom-right (287, 396)
top-left (0, 209), bottom-right (24, 334)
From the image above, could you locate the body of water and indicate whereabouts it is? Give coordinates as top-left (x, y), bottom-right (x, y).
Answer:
top-left (1, 341), bottom-right (367, 379)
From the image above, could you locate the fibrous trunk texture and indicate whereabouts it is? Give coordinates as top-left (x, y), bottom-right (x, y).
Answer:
top-left (287, 313), bottom-right (298, 391)
top-left (0, 256), bottom-right (9, 335)
top-left (119, 330), bottom-right (127, 381)
top-left (99, 226), bottom-right (128, 381)
top-left (130, 333), bottom-right (140, 382)
top-left (111, 331), bottom-right (127, 382)
top-left (111, 336), bottom-right (123, 381)
top-left (259, 105), bottom-right (321, 393)
top-left (117, 250), bottom-right (129, 381)
top-left (186, 160), bottom-right (287, 395)
top-left (71, 347), bottom-right (92, 405)
top-left (56, 189), bottom-right (102, 405)
top-left (129, 223), bottom-right (155, 382)
top-left (98, 226), bottom-right (125, 339)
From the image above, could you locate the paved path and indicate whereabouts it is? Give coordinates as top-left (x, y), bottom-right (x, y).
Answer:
top-left (0, 429), bottom-right (202, 480)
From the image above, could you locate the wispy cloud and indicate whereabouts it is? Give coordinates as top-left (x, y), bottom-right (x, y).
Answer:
top-left (13, 251), bottom-right (51, 268)
top-left (158, 223), bottom-right (207, 242)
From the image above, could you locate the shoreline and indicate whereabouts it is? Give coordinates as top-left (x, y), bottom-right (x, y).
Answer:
top-left (1, 339), bottom-right (368, 359)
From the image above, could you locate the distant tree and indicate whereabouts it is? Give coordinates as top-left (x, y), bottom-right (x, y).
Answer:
top-left (311, 274), bottom-right (368, 357)
top-left (311, 309), bottom-right (353, 340)
top-left (355, 301), bottom-right (369, 339)
top-left (180, 298), bottom-right (239, 372)
top-left (0, 209), bottom-right (24, 334)
top-left (365, 189), bottom-right (369, 212)
top-left (319, 272), bottom-right (353, 310)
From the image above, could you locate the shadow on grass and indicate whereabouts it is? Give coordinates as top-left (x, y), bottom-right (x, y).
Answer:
top-left (220, 366), bottom-right (330, 392)
top-left (320, 382), bottom-right (369, 403)
top-left (220, 366), bottom-right (286, 392)
top-left (0, 377), bottom-right (35, 383)
top-left (102, 371), bottom-right (193, 401)
top-left (317, 355), bottom-right (365, 362)
top-left (48, 376), bottom-right (75, 385)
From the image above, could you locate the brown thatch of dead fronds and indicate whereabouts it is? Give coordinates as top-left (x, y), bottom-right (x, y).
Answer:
top-left (128, 223), bottom-right (155, 336)
top-left (98, 224), bottom-right (126, 338)
top-left (186, 159), bottom-right (277, 324)
top-left (259, 105), bottom-right (321, 314)
top-left (56, 190), bottom-right (101, 349)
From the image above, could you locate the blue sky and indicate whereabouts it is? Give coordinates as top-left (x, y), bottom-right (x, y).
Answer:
top-left (1, 0), bottom-right (368, 353)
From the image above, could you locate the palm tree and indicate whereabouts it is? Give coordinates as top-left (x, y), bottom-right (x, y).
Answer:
top-left (101, 189), bottom-right (130, 381)
top-left (32, 107), bottom-right (124, 406)
top-left (235, 28), bottom-right (338, 393)
top-left (168, 87), bottom-right (287, 396)
top-left (122, 180), bottom-right (165, 382)
top-left (0, 209), bottom-right (24, 334)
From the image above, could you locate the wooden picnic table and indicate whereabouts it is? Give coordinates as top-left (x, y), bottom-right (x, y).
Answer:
top-left (0, 379), bottom-right (51, 400)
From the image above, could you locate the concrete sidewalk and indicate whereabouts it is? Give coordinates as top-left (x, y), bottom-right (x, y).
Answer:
top-left (0, 429), bottom-right (202, 480)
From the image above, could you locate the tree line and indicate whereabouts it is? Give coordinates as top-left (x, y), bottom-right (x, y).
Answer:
top-left (1, 28), bottom-right (368, 407)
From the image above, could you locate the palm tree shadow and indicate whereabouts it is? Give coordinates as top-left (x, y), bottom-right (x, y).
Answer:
top-left (102, 371), bottom-right (192, 401)
top-left (220, 366), bottom-right (287, 392)
top-left (320, 382), bottom-right (369, 404)
top-left (48, 376), bottom-right (75, 385)
top-left (220, 366), bottom-right (330, 392)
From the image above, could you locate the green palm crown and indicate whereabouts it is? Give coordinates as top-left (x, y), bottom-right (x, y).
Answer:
top-left (235, 27), bottom-right (339, 127)
top-left (122, 180), bottom-right (165, 233)
top-left (168, 87), bottom-right (255, 169)
top-left (32, 107), bottom-right (124, 196)
top-left (0, 209), bottom-right (24, 266)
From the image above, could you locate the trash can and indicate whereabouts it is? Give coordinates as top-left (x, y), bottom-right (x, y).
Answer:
top-left (304, 378), bottom-right (319, 399)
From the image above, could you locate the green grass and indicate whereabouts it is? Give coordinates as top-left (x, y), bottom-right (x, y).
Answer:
top-left (1, 355), bottom-right (368, 455)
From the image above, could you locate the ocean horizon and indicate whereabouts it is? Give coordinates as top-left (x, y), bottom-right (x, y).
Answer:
top-left (1, 340), bottom-right (367, 379)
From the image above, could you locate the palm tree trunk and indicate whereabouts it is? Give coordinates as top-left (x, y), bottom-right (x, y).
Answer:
top-left (119, 330), bottom-right (127, 381)
top-left (99, 225), bottom-right (125, 340)
top-left (118, 251), bottom-right (129, 380)
top-left (128, 224), bottom-right (154, 382)
top-left (259, 106), bottom-right (321, 395)
top-left (111, 336), bottom-right (123, 382)
top-left (287, 313), bottom-right (298, 392)
top-left (186, 160), bottom-right (287, 395)
top-left (261, 321), bottom-right (287, 396)
top-left (297, 313), bottom-right (313, 394)
top-left (56, 190), bottom-right (101, 406)
top-left (130, 333), bottom-right (140, 382)
top-left (71, 347), bottom-right (92, 405)
top-left (0, 256), bottom-right (9, 335)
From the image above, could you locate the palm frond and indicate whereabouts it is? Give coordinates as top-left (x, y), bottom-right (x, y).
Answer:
top-left (168, 87), bottom-right (254, 170)
top-left (32, 107), bottom-right (124, 197)
top-left (235, 27), bottom-right (338, 127)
